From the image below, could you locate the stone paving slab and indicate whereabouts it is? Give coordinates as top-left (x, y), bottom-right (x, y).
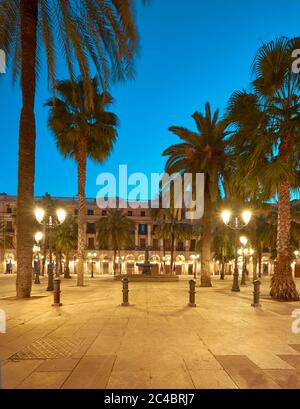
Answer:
top-left (18, 371), bottom-right (70, 389)
top-left (62, 355), bottom-right (116, 389)
top-left (265, 369), bottom-right (300, 389)
top-left (1, 276), bottom-right (300, 389)
top-left (215, 355), bottom-right (280, 389)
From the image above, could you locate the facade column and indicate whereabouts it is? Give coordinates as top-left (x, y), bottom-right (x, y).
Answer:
top-left (147, 224), bottom-right (152, 247)
top-left (135, 225), bottom-right (139, 247)
top-left (160, 239), bottom-right (164, 251)
top-left (185, 240), bottom-right (190, 252)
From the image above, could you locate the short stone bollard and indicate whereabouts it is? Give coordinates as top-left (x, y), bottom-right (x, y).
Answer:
top-left (188, 279), bottom-right (196, 307)
top-left (251, 279), bottom-right (261, 307)
top-left (52, 278), bottom-right (62, 307)
top-left (122, 278), bottom-right (130, 307)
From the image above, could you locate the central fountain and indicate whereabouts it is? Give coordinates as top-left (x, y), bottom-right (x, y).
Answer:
top-left (136, 248), bottom-right (152, 276)
top-left (114, 247), bottom-right (179, 282)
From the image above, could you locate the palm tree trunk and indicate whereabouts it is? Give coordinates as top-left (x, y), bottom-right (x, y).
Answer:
top-left (113, 248), bottom-right (117, 275)
top-left (41, 226), bottom-right (47, 276)
top-left (170, 232), bottom-right (175, 275)
top-left (271, 179), bottom-right (299, 300)
top-left (258, 245), bottom-right (262, 278)
top-left (76, 137), bottom-right (87, 287)
top-left (252, 253), bottom-right (258, 281)
top-left (200, 193), bottom-right (212, 287)
top-left (16, 0), bottom-right (38, 298)
top-left (220, 249), bottom-right (225, 280)
top-left (64, 252), bottom-right (71, 278)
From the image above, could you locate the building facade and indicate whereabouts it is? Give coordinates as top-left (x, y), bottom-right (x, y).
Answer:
top-left (0, 193), bottom-right (278, 277)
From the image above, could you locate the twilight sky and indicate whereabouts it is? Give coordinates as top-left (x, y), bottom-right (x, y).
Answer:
top-left (1, 0), bottom-right (300, 199)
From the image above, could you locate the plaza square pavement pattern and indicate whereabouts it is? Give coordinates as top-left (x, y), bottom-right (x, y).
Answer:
top-left (1, 275), bottom-right (300, 389)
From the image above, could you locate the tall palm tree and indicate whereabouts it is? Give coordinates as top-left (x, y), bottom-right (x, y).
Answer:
top-left (46, 78), bottom-right (118, 286)
top-left (163, 103), bottom-right (230, 286)
top-left (52, 215), bottom-right (77, 279)
top-left (151, 208), bottom-right (194, 274)
top-left (227, 37), bottom-right (300, 300)
top-left (212, 221), bottom-right (235, 280)
top-left (0, 0), bottom-right (142, 298)
top-left (96, 209), bottom-right (135, 275)
top-left (38, 193), bottom-right (58, 276)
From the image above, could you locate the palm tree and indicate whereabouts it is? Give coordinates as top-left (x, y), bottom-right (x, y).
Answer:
top-left (212, 221), bottom-right (235, 280)
top-left (151, 208), bottom-right (194, 274)
top-left (0, 0), bottom-right (143, 298)
top-left (227, 37), bottom-right (300, 300)
top-left (52, 215), bottom-right (77, 279)
top-left (38, 193), bottom-right (58, 276)
top-left (163, 103), bottom-right (230, 286)
top-left (46, 78), bottom-right (118, 286)
top-left (96, 209), bottom-right (135, 275)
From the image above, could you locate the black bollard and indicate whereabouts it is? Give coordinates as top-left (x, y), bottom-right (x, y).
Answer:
top-left (52, 278), bottom-right (62, 307)
top-left (188, 279), bottom-right (196, 307)
top-left (122, 278), bottom-right (130, 307)
top-left (251, 279), bottom-right (261, 307)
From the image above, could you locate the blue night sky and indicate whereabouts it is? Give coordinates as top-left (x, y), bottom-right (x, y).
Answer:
top-left (1, 0), bottom-right (300, 199)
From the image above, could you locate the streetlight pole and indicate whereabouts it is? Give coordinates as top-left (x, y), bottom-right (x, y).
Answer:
top-left (88, 252), bottom-right (97, 278)
top-left (221, 210), bottom-right (252, 293)
top-left (191, 254), bottom-right (199, 279)
top-left (35, 207), bottom-right (66, 291)
top-left (240, 236), bottom-right (248, 286)
top-left (33, 232), bottom-right (43, 284)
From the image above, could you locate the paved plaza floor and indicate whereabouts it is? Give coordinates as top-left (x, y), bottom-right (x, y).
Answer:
top-left (1, 274), bottom-right (300, 389)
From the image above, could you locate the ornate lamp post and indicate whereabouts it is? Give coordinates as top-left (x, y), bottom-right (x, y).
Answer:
top-left (88, 252), bottom-right (97, 278)
top-left (33, 231), bottom-right (43, 284)
top-left (191, 254), bottom-right (200, 279)
top-left (120, 256), bottom-right (125, 275)
top-left (35, 207), bottom-right (66, 291)
top-left (240, 236), bottom-right (248, 286)
top-left (221, 209), bottom-right (252, 292)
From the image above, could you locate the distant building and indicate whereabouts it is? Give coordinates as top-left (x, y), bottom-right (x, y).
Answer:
top-left (0, 193), bottom-right (276, 277)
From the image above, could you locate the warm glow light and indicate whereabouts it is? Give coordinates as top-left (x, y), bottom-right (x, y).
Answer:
top-left (34, 231), bottom-right (43, 243)
top-left (35, 207), bottom-right (45, 224)
top-left (33, 244), bottom-right (39, 253)
top-left (221, 210), bottom-right (231, 225)
top-left (295, 250), bottom-right (299, 258)
top-left (242, 210), bottom-right (252, 225)
top-left (240, 236), bottom-right (248, 246)
top-left (56, 208), bottom-right (66, 224)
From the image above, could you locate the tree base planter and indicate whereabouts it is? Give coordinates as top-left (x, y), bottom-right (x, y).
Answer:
top-left (200, 275), bottom-right (212, 287)
top-left (270, 258), bottom-right (300, 301)
top-left (270, 275), bottom-right (299, 301)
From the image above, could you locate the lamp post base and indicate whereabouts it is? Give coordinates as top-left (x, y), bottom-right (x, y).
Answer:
top-left (47, 266), bottom-right (54, 292)
top-left (232, 269), bottom-right (240, 292)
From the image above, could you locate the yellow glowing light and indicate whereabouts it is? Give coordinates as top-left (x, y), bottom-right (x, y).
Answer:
top-left (221, 210), bottom-right (231, 225)
top-left (35, 207), bottom-right (45, 224)
top-left (242, 210), bottom-right (252, 225)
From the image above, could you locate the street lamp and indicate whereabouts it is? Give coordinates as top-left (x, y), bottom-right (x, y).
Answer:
top-left (221, 209), bottom-right (252, 292)
top-left (33, 231), bottom-right (43, 284)
top-left (240, 236), bottom-right (248, 286)
top-left (34, 207), bottom-right (66, 291)
top-left (191, 254), bottom-right (200, 279)
top-left (88, 252), bottom-right (97, 278)
top-left (120, 256), bottom-right (125, 275)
